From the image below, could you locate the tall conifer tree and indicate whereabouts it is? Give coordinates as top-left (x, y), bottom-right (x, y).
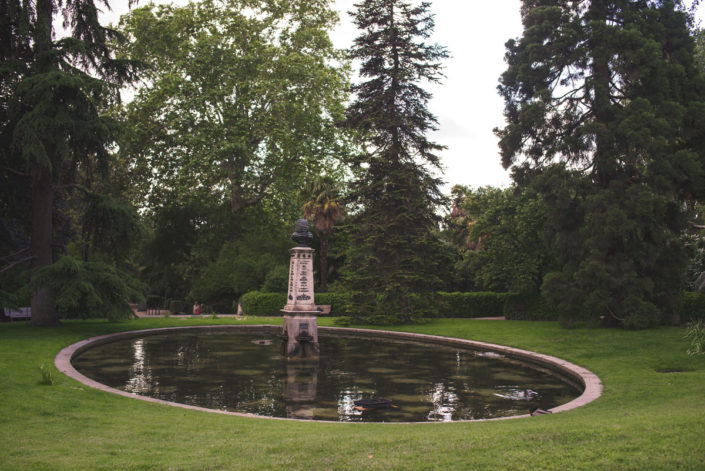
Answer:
top-left (344, 0), bottom-right (448, 323)
top-left (1, 0), bottom-right (139, 325)
top-left (496, 0), bottom-right (705, 327)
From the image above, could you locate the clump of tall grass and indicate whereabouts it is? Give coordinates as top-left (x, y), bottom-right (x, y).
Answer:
top-left (685, 319), bottom-right (705, 356)
top-left (39, 364), bottom-right (55, 386)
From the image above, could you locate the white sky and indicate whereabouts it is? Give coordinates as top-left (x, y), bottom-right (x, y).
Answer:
top-left (102, 0), bottom-right (704, 193)
top-left (329, 0), bottom-right (522, 192)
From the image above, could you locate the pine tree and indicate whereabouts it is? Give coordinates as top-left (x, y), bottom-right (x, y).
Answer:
top-left (496, 0), bottom-right (705, 328)
top-left (344, 0), bottom-right (449, 323)
top-left (1, 0), bottom-right (139, 325)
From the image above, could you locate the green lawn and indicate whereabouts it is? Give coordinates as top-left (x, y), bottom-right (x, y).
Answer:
top-left (1, 317), bottom-right (703, 470)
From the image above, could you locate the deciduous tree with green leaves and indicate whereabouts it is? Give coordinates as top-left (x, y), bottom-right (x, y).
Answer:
top-left (448, 183), bottom-right (554, 294)
top-left (343, 0), bottom-right (449, 323)
top-left (496, 0), bottom-right (705, 328)
top-left (117, 0), bottom-right (349, 239)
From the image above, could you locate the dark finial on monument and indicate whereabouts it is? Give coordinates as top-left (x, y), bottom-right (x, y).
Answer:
top-left (292, 219), bottom-right (313, 247)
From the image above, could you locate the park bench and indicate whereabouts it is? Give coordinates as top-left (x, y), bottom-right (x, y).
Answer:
top-left (3, 307), bottom-right (31, 321)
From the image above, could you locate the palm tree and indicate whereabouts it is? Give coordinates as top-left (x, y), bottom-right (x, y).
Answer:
top-left (302, 177), bottom-right (344, 292)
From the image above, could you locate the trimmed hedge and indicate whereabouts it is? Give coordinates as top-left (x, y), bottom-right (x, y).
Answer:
top-left (240, 292), bottom-right (286, 316)
top-left (239, 291), bottom-right (352, 316)
top-left (436, 292), bottom-right (510, 318)
top-left (678, 292), bottom-right (705, 323)
top-left (239, 290), bottom-right (551, 319)
top-left (240, 290), bottom-right (705, 323)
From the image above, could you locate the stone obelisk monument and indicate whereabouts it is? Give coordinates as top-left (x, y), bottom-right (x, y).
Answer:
top-left (281, 219), bottom-right (320, 357)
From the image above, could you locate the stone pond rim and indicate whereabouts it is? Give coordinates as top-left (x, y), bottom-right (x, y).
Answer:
top-left (54, 325), bottom-right (603, 423)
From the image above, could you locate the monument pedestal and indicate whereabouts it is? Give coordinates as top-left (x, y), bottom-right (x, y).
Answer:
top-left (281, 313), bottom-right (319, 357)
top-left (281, 246), bottom-right (319, 357)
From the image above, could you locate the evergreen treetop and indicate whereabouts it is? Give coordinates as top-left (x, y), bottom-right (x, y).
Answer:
top-left (343, 0), bottom-right (450, 323)
top-left (347, 0), bottom-right (447, 169)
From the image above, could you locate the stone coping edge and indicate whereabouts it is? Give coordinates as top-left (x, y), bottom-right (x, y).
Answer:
top-left (55, 325), bottom-right (602, 424)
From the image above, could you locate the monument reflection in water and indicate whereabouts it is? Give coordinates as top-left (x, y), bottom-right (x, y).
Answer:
top-left (279, 219), bottom-right (322, 418)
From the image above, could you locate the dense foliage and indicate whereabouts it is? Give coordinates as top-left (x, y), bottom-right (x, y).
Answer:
top-left (1, 0), bottom-right (142, 324)
top-left (30, 256), bottom-right (143, 321)
top-left (4, 1), bottom-right (705, 328)
top-left (503, 293), bottom-right (557, 321)
top-left (343, 0), bottom-right (450, 323)
top-left (113, 0), bottom-right (351, 309)
top-left (446, 184), bottom-right (554, 293)
top-left (435, 292), bottom-right (510, 318)
top-left (117, 0), bottom-right (349, 238)
top-left (495, 0), bottom-right (705, 328)
top-left (678, 291), bottom-right (705, 323)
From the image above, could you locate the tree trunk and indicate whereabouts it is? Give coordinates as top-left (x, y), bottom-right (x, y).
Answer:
top-left (27, 0), bottom-right (60, 326)
top-left (588, 0), bottom-right (613, 188)
top-left (319, 234), bottom-right (329, 293)
top-left (229, 186), bottom-right (244, 240)
top-left (30, 166), bottom-right (59, 326)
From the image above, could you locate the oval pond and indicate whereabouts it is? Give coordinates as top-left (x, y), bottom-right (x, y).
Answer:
top-left (71, 328), bottom-right (582, 422)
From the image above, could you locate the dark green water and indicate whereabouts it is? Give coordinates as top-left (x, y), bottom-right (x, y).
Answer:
top-left (72, 330), bottom-right (581, 422)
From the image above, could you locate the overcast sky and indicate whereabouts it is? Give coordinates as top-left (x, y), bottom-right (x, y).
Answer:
top-left (103, 0), bottom-right (704, 193)
top-left (324, 0), bottom-right (523, 192)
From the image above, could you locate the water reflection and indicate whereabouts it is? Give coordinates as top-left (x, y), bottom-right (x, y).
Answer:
top-left (72, 331), bottom-right (580, 422)
top-left (427, 382), bottom-right (458, 422)
top-left (283, 360), bottom-right (319, 419)
top-left (126, 339), bottom-right (152, 394)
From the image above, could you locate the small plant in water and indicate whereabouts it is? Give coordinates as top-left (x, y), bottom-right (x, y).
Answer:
top-left (39, 363), bottom-right (55, 386)
top-left (685, 319), bottom-right (705, 356)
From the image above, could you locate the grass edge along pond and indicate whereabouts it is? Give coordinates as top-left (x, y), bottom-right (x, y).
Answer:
top-left (1, 317), bottom-right (703, 470)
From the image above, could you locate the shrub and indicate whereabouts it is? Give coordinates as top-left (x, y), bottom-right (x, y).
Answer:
top-left (240, 292), bottom-right (286, 316)
top-left (678, 292), bottom-right (705, 323)
top-left (315, 292), bottom-right (351, 316)
top-left (202, 300), bottom-right (233, 314)
top-left (436, 292), bottom-right (510, 318)
top-left (190, 241), bottom-right (281, 309)
top-left (30, 256), bottom-right (143, 321)
top-left (168, 299), bottom-right (186, 314)
top-left (503, 293), bottom-right (557, 321)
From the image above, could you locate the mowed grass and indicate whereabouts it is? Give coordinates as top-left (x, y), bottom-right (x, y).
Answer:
top-left (1, 317), bottom-right (703, 470)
